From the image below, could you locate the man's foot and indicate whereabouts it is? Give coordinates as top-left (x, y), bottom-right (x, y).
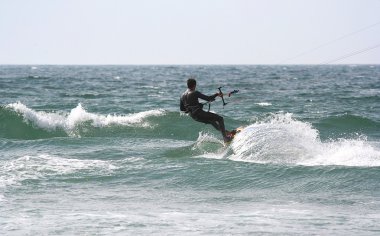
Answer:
top-left (226, 129), bottom-right (237, 139)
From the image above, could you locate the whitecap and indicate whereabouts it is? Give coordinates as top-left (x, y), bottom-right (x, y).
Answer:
top-left (255, 102), bottom-right (272, 107)
top-left (6, 102), bottom-right (165, 135)
top-left (6, 102), bottom-right (66, 131)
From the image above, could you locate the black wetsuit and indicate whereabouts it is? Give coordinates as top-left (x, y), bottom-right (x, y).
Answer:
top-left (180, 89), bottom-right (227, 138)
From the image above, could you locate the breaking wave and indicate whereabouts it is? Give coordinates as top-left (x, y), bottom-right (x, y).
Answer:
top-left (1, 102), bottom-right (165, 138)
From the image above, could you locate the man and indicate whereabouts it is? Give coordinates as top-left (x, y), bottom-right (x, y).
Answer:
top-left (180, 78), bottom-right (232, 142)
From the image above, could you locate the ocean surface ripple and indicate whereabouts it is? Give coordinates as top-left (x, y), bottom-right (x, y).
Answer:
top-left (1, 65), bottom-right (380, 235)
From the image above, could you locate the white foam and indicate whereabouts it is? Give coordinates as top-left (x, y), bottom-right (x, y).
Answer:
top-left (7, 102), bottom-right (66, 131)
top-left (255, 102), bottom-right (272, 107)
top-left (301, 139), bottom-right (380, 166)
top-left (6, 102), bottom-right (165, 134)
top-left (229, 113), bottom-right (380, 167)
top-left (0, 154), bottom-right (117, 188)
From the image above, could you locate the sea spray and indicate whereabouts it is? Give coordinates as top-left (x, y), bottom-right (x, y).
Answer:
top-left (229, 113), bottom-right (380, 166)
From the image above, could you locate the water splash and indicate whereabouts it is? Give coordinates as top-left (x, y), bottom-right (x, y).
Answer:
top-left (192, 132), bottom-right (224, 155)
top-left (229, 113), bottom-right (380, 167)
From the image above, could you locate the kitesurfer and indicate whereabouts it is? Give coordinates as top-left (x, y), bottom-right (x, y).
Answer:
top-left (180, 78), bottom-right (232, 142)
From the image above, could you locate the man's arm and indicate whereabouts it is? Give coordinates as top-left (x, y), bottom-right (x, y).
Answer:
top-left (196, 91), bottom-right (220, 102)
top-left (180, 96), bottom-right (187, 112)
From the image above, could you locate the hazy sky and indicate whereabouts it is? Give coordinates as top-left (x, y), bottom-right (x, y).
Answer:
top-left (1, 0), bottom-right (379, 64)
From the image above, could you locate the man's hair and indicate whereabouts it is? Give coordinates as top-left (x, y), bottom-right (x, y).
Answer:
top-left (187, 78), bottom-right (196, 89)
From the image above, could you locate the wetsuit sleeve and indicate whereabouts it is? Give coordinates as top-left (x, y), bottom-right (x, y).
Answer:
top-left (196, 91), bottom-right (218, 102)
top-left (180, 96), bottom-right (186, 112)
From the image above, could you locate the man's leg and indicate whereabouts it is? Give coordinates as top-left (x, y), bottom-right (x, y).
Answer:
top-left (192, 110), bottom-right (228, 139)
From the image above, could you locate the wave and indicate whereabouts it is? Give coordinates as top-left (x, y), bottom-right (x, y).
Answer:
top-left (0, 154), bottom-right (118, 188)
top-left (228, 113), bottom-right (380, 167)
top-left (316, 114), bottom-right (380, 134)
top-left (3, 102), bottom-right (380, 167)
top-left (1, 102), bottom-right (165, 139)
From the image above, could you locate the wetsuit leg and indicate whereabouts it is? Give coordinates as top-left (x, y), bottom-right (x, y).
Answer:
top-left (191, 110), bottom-right (227, 138)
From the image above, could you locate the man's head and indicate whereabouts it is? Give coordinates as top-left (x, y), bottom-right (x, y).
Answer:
top-left (187, 78), bottom-right (196, 89)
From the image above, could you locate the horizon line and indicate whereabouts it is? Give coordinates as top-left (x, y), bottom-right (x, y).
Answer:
top-left (1, 63), bottom-right (379, 66)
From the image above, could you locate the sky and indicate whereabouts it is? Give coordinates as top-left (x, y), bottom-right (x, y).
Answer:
top-left (0, 0), bottom-right (379, 65)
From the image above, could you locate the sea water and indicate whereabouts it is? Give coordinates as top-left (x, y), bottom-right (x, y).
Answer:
top-left (1, 65), bottom-right (380, 235)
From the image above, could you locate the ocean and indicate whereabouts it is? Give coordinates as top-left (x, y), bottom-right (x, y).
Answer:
top-left (1, 65), bottom-right (380, 235)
